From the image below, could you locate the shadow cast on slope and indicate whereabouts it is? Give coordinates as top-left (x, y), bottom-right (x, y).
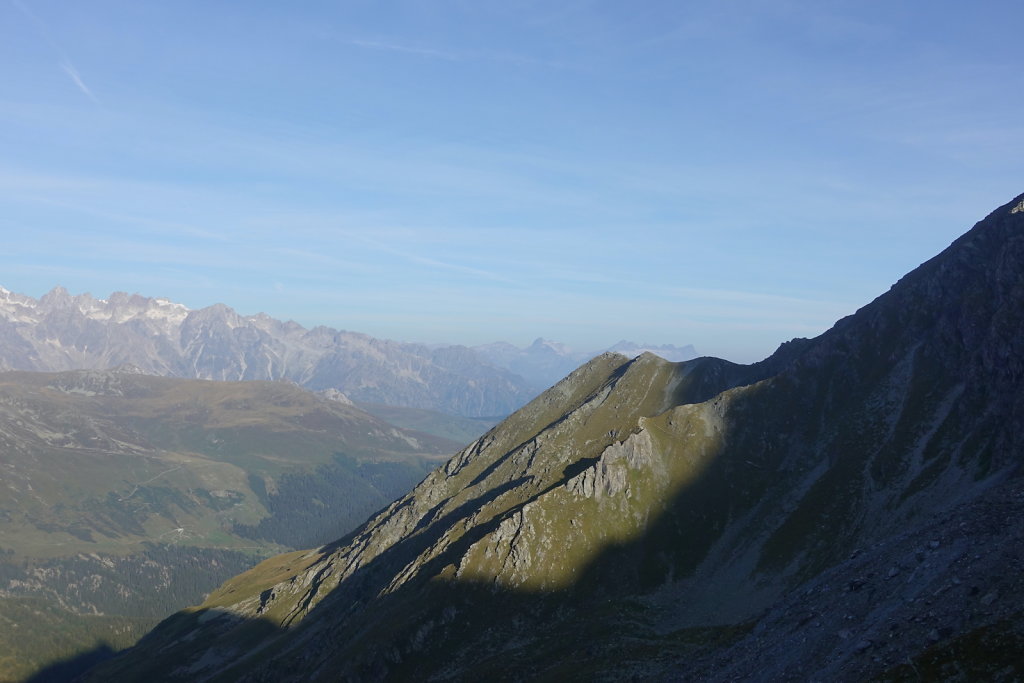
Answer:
top-left (23, 644), bottom-right (115, 683)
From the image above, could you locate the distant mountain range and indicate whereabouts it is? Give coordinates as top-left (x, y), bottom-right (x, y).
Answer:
top-left (0, 286), bottom-right (536, 417)
top-left (0, 285), bottom-right (695, 417)
top-left (91, 193), bottom-right (1024, 681)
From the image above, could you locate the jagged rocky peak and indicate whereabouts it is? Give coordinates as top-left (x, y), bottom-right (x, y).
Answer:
top-left (105, 291), bottom-right (190, 323)
top-left (0, 285), bottom-right (32, 303)
top-left (0, 287), bottom-right (39, 323)
top-left (0, 286), bottom-right (192, 327)
top-left (182, 301), bottom-right (244, 327)
top-left (38, 285), bottom-right (74, 308)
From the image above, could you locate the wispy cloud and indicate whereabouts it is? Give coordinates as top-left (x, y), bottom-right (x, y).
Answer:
top-left (12, 0), bottom-right (99, 104)
top-left (59, 60), bottom-right (99, 104)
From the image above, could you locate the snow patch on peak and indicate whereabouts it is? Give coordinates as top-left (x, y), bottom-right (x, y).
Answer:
top-left (144, 298), bottom-right (190, 323)
top-left (0, 285), bottom-right (194, 330)
top-left (74, 292), bottom-right (191, 326)
top-left (0, 286), bottom-right (42, 323)
top-left (155, 297), bottom-right (189, 311)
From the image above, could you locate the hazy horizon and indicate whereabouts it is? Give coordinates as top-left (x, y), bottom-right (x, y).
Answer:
top-left (1, 281), bottom-right (702, 358)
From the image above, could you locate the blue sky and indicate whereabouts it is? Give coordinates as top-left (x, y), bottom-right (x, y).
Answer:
top-left (2, 1), bottom-right (1022, 362)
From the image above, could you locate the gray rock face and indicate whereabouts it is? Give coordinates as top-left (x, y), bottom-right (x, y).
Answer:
top-left (89, 192), bottom-right (1024, 682)
top-left (0, 288), bottom-right (534, 417)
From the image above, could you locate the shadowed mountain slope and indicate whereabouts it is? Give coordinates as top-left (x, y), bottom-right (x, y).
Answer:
top-left (90, 193), bottom-right (1024, 681)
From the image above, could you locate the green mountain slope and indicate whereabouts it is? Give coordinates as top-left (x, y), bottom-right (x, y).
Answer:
top-left (89, 192), bottom-right (1024, 682)
top-left (0, 371), bottom-right (458, 682)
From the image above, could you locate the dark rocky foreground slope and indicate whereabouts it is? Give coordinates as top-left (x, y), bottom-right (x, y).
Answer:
top-left (89, 193), bottom-right (1024, 681)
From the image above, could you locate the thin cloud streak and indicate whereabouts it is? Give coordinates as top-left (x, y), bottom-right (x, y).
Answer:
top-left (59, 61), bottom-right (99, 104)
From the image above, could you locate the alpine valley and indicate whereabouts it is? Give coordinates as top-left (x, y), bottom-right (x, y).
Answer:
top-left (0, 371), bottom-right (459, 682)
top-left (82, 194), bottom-right (1024, 682)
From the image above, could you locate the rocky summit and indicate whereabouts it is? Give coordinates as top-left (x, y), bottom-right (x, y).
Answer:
top-left (89, 193), bottom-right (1024, 681)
